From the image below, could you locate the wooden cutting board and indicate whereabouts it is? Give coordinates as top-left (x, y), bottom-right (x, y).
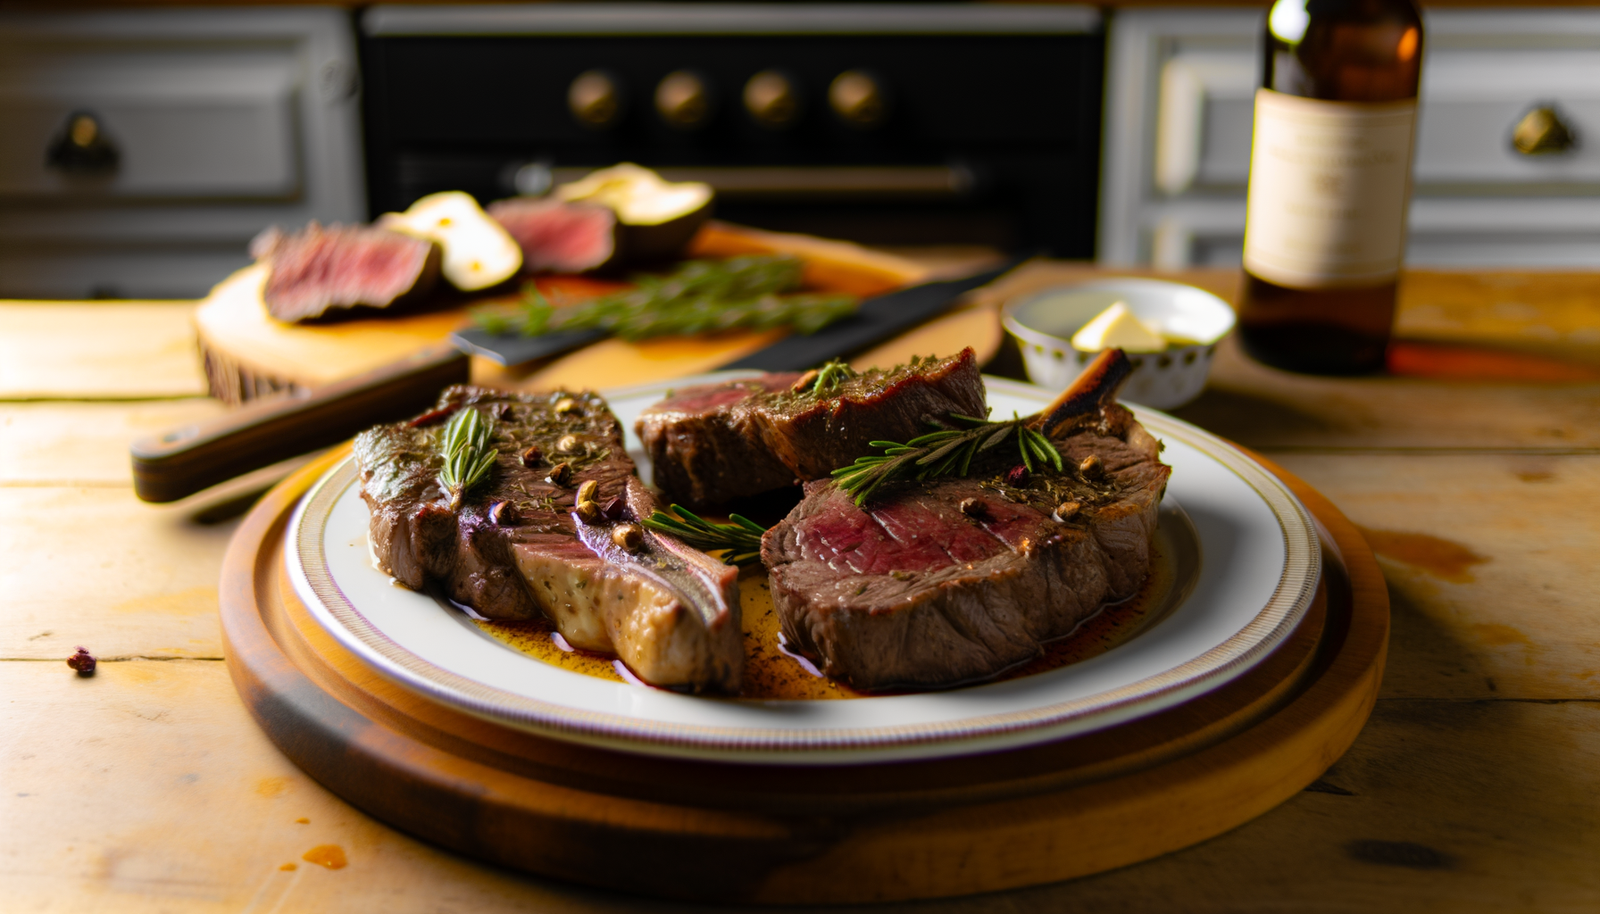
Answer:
top-left (218, 447), bottom-right (1387, 904)
top-left (193, 222), bottom-right (1004, 404)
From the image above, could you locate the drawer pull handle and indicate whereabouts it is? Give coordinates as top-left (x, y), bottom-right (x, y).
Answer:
top-left (1512, 105), bottom-right (1578, 156)
top-left (47, 110), bottom-right (120, 174)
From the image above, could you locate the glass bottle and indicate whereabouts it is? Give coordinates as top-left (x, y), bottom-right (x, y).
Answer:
top-left (1235, 0), bottom-right (1424, 374)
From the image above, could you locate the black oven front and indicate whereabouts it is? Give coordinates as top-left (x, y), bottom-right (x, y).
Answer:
top-left (360, 3), bottom-right (1104, 257)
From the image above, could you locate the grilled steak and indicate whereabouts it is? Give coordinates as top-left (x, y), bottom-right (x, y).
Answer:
top-left (761, 351), bottom-right (1169, 691)
top-left (636, 348), bottom-right (988, 507)
top-left (354, 385), bottom-right (742, 692)
top-left (252, 222), bottom-right (441, 322)
top-left (488, 197), bottom-right (619, 274)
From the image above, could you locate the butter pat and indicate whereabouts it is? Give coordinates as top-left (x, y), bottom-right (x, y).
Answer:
top-left (1070, 302), bottom-right (1167, 353)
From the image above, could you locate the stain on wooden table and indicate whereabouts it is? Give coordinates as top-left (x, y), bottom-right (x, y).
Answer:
top-left (3, 265), bottom-right (1597, 911)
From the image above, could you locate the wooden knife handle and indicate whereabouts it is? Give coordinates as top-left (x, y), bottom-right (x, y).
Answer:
top-left (131, 344), bottom-right (469, 503)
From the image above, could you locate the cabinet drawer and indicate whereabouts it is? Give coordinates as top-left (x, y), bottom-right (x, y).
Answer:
top-left (0, 9), bottom-right (364, 298)
top-left (1419, 45), bottom-right (1600, 186)
top-left (0, 48), bottom-right (300, 200)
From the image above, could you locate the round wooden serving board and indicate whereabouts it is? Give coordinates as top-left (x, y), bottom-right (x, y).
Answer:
top-left (218, 444), bottom-right (1388, 904)
top-left (194, 222), bottom-right (1004, 404)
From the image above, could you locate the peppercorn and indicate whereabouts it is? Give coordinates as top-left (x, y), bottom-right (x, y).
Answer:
top-left (611, 524), bottom-right (645, 552)
top-left (1005, 465), bottom-right (1030, 487)
top-left (488, 500), bottom-right (517, 526)
top-left (66, 646), bottom-right (96, 677)
top-left (575, 479), bottom-right (599, 504)
top-left (1079, 455), bottom-right (1105, 480)
top-left (546, 462), bottom-right (572, 486)
top-left (520, 445), bottom-right (543, 468)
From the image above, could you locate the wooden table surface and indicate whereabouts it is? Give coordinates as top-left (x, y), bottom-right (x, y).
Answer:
top-left (3, 266), bottom-right (1597, 912)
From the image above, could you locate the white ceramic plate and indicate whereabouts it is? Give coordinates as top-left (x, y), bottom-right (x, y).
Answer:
top-left (288, 375), bottom-right (1320, 765)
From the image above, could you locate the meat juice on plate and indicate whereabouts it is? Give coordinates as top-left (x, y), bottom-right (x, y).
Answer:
top-left (473, 514), bottom-right (1192, 700)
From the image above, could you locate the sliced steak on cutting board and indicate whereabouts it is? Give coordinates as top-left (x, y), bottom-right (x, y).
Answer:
top-left (252, 222), bottom-right (441, 322)
top-left (761, 352), bottom-right (1170, 691)
top-left (635, 348), bottom-right (988, 507)
top-left (354, 385), bottom-right (741, 692)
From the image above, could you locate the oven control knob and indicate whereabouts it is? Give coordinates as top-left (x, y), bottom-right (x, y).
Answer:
top-left (656, 70), bottom-right (713, 130)
top-left (744, 70), bottom-right (801, 129)
top-left (829, 70), bottom-right (888, 129)
top-left (569, 70), bottom-right (623, 129)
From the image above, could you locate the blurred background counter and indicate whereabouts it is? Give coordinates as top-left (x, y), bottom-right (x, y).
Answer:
top-left (3, 2), bottom-right (1600, 299)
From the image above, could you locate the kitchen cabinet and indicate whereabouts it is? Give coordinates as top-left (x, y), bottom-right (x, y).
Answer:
top-left (0, 8), bottom-right (365, 298)
top-left (1102, 8), bottom-right (1600, 268)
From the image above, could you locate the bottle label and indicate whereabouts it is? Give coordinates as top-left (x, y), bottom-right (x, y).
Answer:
top-left (1242, 89), bottom-right (1418, 288)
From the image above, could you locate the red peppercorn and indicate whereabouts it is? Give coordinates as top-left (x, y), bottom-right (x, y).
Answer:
top-left (66, 646), bottom-right (96, 677)
top-left (1005, 465), bottom-right (1030, 487)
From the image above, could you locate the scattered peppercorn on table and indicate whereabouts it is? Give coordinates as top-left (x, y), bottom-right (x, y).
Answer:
top-left (3, 266), bottom-right (1598, 911)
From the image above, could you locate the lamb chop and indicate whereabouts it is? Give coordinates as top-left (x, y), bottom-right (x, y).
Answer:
top-left (354, 385), bottom-right (742, 692)
top-left (760, 350), bottom-right (1169, 691)
top-left (635, 348), bottom-right (987, 508)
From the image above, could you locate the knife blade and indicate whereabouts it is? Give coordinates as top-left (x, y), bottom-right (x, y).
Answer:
top-left (450, 325), bottom-right (607, 367)
top-left (720, 256), bottom-right (1027, 371)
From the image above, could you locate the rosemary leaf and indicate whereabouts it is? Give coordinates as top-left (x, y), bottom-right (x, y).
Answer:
top-left (979, 424), bottom-right (1014, 451)
top-left (917, 437), bottom-right (968, 467)
top-left (641, 505), bottom-right (768, 567)
top-left (474, 255), bottom-right (857, 342)
top-left (809, 359), bottom-right (857, 394)
top-left (437, 407), bottom-right (497, 511)
top-left (834, 414), bottom-right (1076, 506)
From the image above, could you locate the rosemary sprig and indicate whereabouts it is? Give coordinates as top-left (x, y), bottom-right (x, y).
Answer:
top-left (831, 414), bottom-right (1065, 506)
top-left (641, 504), bottom-right (768, 566)
top-left (473, 255), bottom-right (857, 342)
top-left (437, 407), bottom-right (498, 511)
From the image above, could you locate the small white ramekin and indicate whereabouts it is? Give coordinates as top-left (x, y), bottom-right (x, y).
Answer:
top-left (1001, 278), bottom-right (1236, 410)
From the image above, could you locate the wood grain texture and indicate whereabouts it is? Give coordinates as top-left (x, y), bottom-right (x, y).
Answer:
top-left (0, 400), bottom-right (225, 484)
top-left (0, 487), bottom-right (236, 660)
top-left (0, 301), bottom-right (205, 400)
top-left (2, 664), bottom-right (1594, 913)
top-left (1272, 452), bottom-right (1600, 701)
top-left (1179, 336), bottom-right (1600, 451)
top-left (210, 446), bottom-right (1384, 903)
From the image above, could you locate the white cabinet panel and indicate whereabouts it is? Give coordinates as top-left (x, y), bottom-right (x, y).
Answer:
top-left (1418, 49), bottom-right (1600, 186)
top-left (1103, 9), bottom-right (1600, 269)
top-left (1154, 49), bottom-right (1258, 193)
top-left (0, 50), bottom-right (300, 198)
top-left (0, 9), bottom-right (364, 299)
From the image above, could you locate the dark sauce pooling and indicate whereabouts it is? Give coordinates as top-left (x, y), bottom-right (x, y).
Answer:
top-left (475, 523), bottom-right (1183, 699)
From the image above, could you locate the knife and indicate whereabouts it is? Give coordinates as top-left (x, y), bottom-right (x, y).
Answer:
top-left (131, 258), bottom-right (1022, 503)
